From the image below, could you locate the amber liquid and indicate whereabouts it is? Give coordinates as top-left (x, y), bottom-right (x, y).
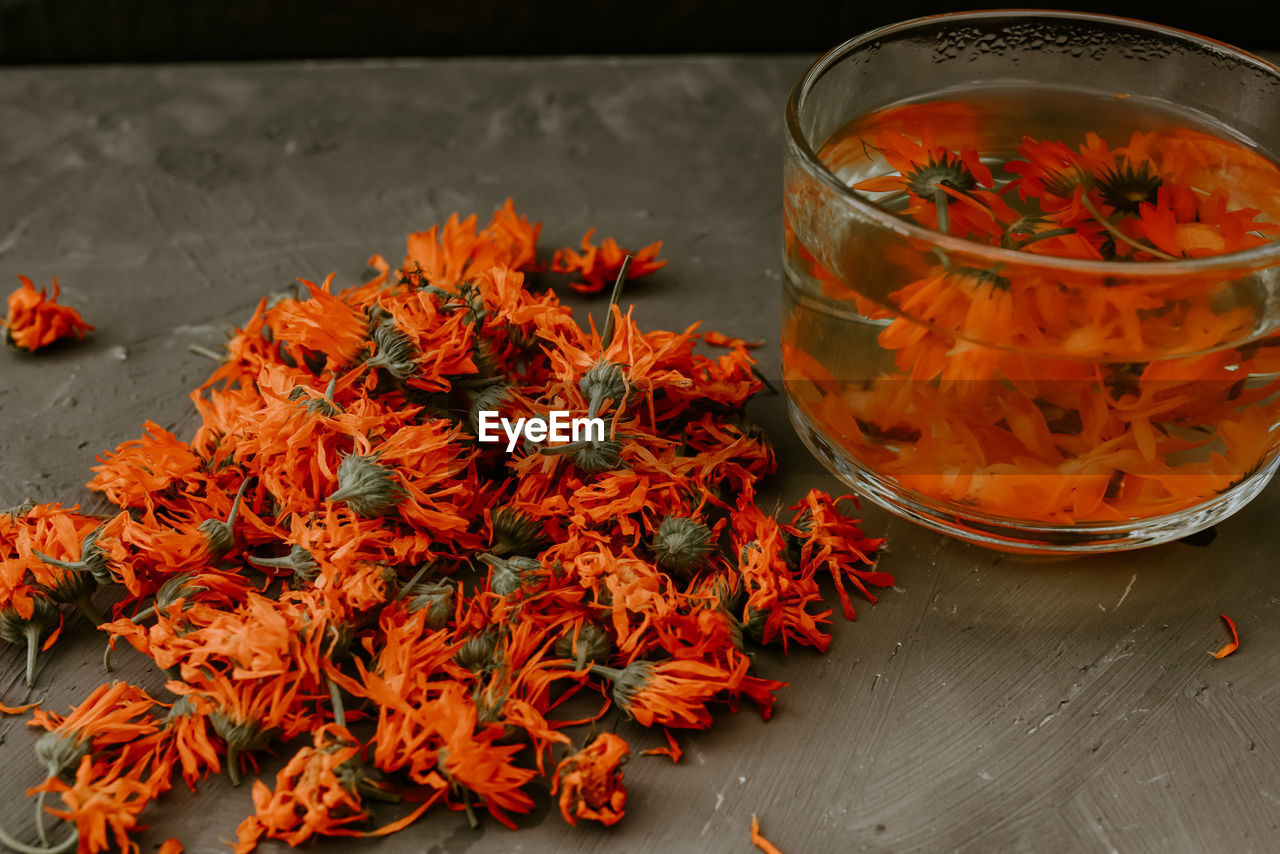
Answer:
top-left (783, 86), bottom-right (1280, 526)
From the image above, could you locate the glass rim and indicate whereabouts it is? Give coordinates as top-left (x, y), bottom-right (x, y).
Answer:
top-left (784, 8), bottom-right (1280, 278)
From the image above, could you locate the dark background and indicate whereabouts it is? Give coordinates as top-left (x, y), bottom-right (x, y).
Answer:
top-left (0, 0), bottom-right (1274, 63)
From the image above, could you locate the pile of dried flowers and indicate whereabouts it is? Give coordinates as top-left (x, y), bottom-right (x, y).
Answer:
top-left (1, 200), bottom-right (887, 853)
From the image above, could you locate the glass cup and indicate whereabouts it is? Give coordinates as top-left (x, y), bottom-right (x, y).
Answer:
top-left (782, 10), bottom-right (1280, 552)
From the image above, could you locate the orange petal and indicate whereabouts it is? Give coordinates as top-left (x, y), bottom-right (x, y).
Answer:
top-left (1212, 614), bottom-right (1239, 659)
top-left (0, 698), bottom-right (39, 715)
top-left (751, 814), bottom-right (785, 854)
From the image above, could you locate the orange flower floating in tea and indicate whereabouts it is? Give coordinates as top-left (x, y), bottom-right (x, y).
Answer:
top-left (786, 100), bottom-right (1280, 525)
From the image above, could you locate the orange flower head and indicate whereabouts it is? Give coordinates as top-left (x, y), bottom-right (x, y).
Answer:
top-left (4, 275), bottom-right (93, 351)
top-left (550, 227), bottom-right (666, 294)
top-left (33, 754), bottom-right (166, 854)
top-left (552, 732), bottom-right (629, 826)
top-left (233, 725), bottom-right (372, 854)
top-left (29, 681), bottom-right (161, 778)
top-left (592, 658), bottom-right (728, 729)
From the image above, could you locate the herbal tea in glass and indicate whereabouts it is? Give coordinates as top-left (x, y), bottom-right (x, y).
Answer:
top-left (782, 12), bottom-right (1280, 552)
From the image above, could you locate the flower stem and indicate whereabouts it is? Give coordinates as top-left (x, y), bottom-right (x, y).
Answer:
top-left (394, 562), bottom-right (433, 601)
top-left (188, 343), bottom-right (225, 362)
top-left (600, 255), bottom-right (634, 351)
top-left (24, 624), bottom-right (41, 688)
top-left (130, 604), bottom-right (157, 624)
top-left (227, 745), bottom-right (241, 787)
top-left (74, 594), bottom-right (105, 628)
top-left (327, 676), bottom-right (347, 729)
top-left (29, 551), bottom-right (78, 572)
top-left (0, 815), bottom-right (77, 854)
top-left (590, 664), bottom-right (623, 681)
top-left (933, 187), bottom-right (950, 235)
top-left (461, 787), bottom-right (478, 829)
top-left (1010, 227), bottom-right (1078, 250)
top-left (34, 791), bottom-right (48, 846)
top-left (225, 478), bottom-right (251, 528)
top-left (1080, 195), bottom-right (1179, 261)
top-left (357, 780), bottom-right (401, 803)
top-left (587, 385), bottom-right (606, 421)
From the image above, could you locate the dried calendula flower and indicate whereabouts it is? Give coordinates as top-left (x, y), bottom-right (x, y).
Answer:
top-left (328, 454), bottom-right (403, 517)
top-left (38, 561), bottom-right (105, 627)
top-left (365, 319), bottom-right (418, 380)
top-left (197, 479), bottom-right (251, 559)
top-left (210, 710), bottom-right (275, 788)
top-left (33, 526), bottom-right (113, 586)
top-left (552, 732), bottom-right (629, 826)
top-left (480, 554), bottom-right (542, 597)
top-left (3, 274), bottom-right (93, 351)
top-left (453, 629), bottom-right (499, 673)
top-left (540, 436), bottom-right (625, 473)
top-left (31, 682), bottom-right (160, 777)
top-left (0, 597), bottom-right (62, 688)
top-left (246, 544), bottom-right (319, 584)
top-left (590, 659), bottom-right (730, 728)
top-left (554, 622), bottom-right (612, 670)
top-left (0, 201), bottom-right (893, 851)
top-left (406, 580), bottom-right (454, 630)
top-left (288, 375), bottom-right (341, 417)
top-left (579, 359), bottom-right (627, 419)
top-left (488, 506), bottom-right (545, 556)
top-left (651, 516), bottom-right (714, 577)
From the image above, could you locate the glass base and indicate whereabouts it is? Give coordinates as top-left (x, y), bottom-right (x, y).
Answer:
top-left (787, 398), bottom-right (1280, 554)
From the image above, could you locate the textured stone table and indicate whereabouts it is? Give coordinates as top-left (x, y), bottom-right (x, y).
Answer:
top-left (1, 57), bottom-right (1278, 854)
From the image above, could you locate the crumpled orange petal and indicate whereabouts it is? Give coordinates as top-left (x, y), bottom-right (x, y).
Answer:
top-left (1212, 614), bottom-right (1239, 659)
top-left (751, 813), bottom-right (785, 854)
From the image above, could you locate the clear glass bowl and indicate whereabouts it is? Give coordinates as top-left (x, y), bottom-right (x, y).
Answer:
top-left (782, 10), bottom-right (1280, 552)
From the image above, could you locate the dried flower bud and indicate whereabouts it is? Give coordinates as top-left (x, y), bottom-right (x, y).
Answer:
top-left (289, 381), bottom-right (341, 417)
top-left (39, 565), bottom-right (97, 605)
top-left (554, 622), bottom-right (613, 670)
top-left (573, 439), bottom-right (624, 473)
top-left (489, 506), bottom-right (545, 556)
top-left (34, 730), bottom-right (91, 778)
top-left (198, 517), bottom-right (235, 557)
top-left (743, 606), bottom-right (770, 645)
top-left (211, 710), bottom-right (274, 786)
top-left (198, 479), bottom-right (250, 559)
top-left (454, 629), bottom-right (498, 672)
top-left (365, 320), bottom-right (418, 380)
top-left (0, 597), bottom-right (61, 688)
top-left (210, 712), bottom-right (273, 754)
top-left (2, 498), bottom-right (36, 519)
top-left (328, 454), bottom-right (403, 517)
top-left (651, 516), bottom-right (713, 576)
top-left (590, 660), bottom-right (655, 714)
top-left (166, 695), bottom-right (199, 723)
top-left (468, 382), bottom-right (511, 435)
top-left (33, 526), bottom-right (112, 585)
top-left (156, 573), bottom-right (209, 611)
top-left (407, 580), bottom-right (455, 629)
top-left (580, 360), bottom-right (627, 418)
top-left (480, 553), bottom-right (542, 597)
top-left (247, 544), bottom-right (319, 584)
top-left (470, 335), bottom-right (501, 379)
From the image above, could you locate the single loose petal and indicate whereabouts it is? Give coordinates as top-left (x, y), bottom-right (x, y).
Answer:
top-left (1212, 614), bottom-right (1239, 659)
top-left (641, 729), bottom-right (682, 764)
top-left (751, 813), bottom-right (785, 854)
